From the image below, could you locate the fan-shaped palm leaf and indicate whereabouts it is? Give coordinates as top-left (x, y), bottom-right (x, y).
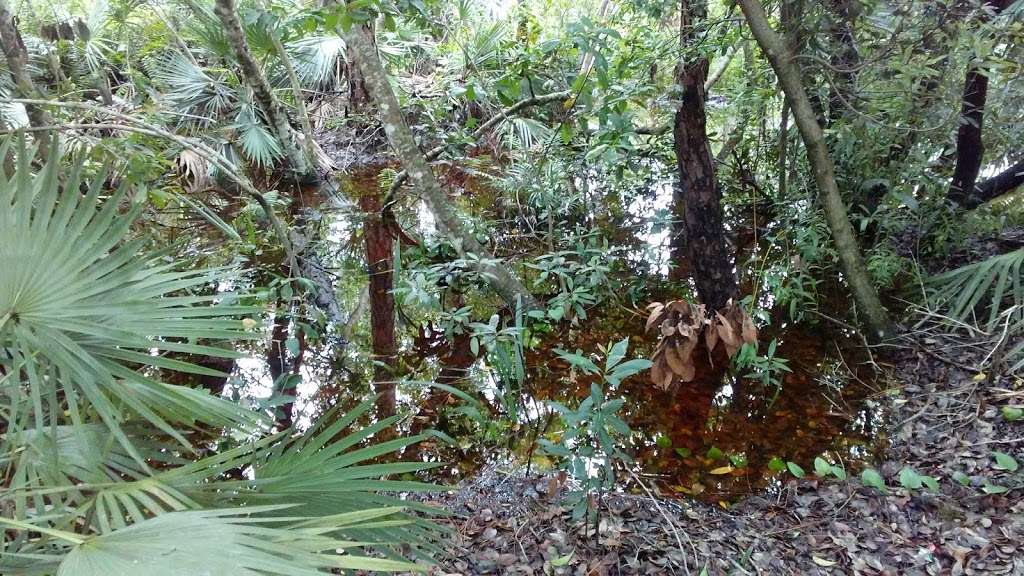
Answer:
top-left (2, 506), bottom-right (421, 576)
top-left (286, 35), bottom-right (346, 90)
top-left (233, 100), bottom-right (283, 168)
top-left (147, 52), bottom-right (237, 126)
top-left (0, 139), bottom-right (264, 464)
top-left (926, 248), bottom-right (1023, 329)
top-left (2, 399), bottom-right (444, 573)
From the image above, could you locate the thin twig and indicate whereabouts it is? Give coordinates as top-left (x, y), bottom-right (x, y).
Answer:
top-left (628, 469), bottom-right (695, 575)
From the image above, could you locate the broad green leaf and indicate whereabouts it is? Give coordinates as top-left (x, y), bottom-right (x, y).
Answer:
top-left (861, 468), bottom-right (887, 493)
top-left (813, 457), bottom-right (831, 478)
top-left (898, 466), bottom-right (922, 490)
top-left (1002, 406), bottom-right (1023, 422)
top-left (992, 451), bottom-right (1019, 472)
top-left (605, 337), bottom-right (629, 370)
top-left (786, 462), bottom-right (805, 479)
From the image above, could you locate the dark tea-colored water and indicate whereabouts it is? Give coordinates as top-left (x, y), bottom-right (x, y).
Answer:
top-left (413, 301), bottom-right (884, 502)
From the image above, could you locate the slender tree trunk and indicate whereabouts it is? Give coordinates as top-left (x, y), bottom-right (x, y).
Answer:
top-left (671, 0), bottom-right (738, 311)
top-left (947, 0), bottom-right (1012, 207)
top-left (738, 0), bottom-right (892, 340)
top-left (703, 42), bottom-right (740, 94)
top-left (0, 0), bottom-right (51, 158)
top-left (948, 64), bottom-right (990, 205)
top-left (778, 101), bottom-right (790, 197)
top-left (213, 0), bottom-right (312, 179)
top-left (341, 24), bottom-right (539, 311)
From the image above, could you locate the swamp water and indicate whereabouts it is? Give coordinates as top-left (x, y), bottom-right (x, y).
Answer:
top-left (419, 304), bottom-right (887, 504)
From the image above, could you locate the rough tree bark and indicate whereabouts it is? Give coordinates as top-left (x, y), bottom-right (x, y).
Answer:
top-left (948, 0), bottom-right (1014, 207)
top-left (738, 0), bottom-right (892, 340)
top-left (341, 24), bottom-right (539, 312)
top-left (0, 0), bottom-right (51, 158)
top-left (671, 0), bottom-right (739, 311)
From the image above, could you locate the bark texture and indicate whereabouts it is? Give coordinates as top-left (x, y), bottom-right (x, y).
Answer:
top-left (948, 0), bottom-right (1014, 207)
top-left (0, 0), bottom-right (51, 157)
top-left (351, 167), bottom-right (398, 420)
top-left (342, 24), bottom-right (539, 311)
top-left (738, 0), bottom-right (892, 340)
top-left (671, 0), bottom-right (738, 311)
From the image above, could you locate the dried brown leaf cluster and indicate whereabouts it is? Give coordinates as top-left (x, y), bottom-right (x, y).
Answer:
top-left (646, 299), bottom-right (757, 389)
top-left (176, 150), bottom-right (209, 193)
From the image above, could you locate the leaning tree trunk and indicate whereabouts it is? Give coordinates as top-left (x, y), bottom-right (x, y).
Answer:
top-left (341, 24), bottom-right (539, 312)
top-left (738, 0), bottom-right (892, 340)
top-left (213, 0), bottom-right (312, 179)
top-left (967, 157), bottom-right (1024, 208)
top-left (671, 0), bottom-right (738, 312)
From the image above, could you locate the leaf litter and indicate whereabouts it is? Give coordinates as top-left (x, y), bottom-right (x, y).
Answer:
top-left (393, 326), bottom-right (1022, 575)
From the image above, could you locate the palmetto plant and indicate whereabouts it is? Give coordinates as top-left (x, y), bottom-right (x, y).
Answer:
top-left (0, 140), bottom-right (442, 574)
top-left (925, 249), bottom-right (1024, 372)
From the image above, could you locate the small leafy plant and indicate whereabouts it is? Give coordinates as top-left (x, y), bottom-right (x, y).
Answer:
top-left (734, 339), bottom-right (792, 399)
top-left (539, 338), bottom-right (651, 524)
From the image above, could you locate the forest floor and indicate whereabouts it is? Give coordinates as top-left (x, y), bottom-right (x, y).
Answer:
top-left (406, 322), bottom-right (1023, 576)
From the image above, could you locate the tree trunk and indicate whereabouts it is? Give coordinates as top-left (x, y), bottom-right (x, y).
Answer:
top-left (267, 308), bottom-right (301, 430)
top-left (341, 24), bottom-right (539, 312)
top-left (948, 0), bottom-right (1013, 206)
top-left (213, 0), bottom-right (313, 179)
top-left (671, 0), bottom-right (738, 312)
top-left (967, 157), bottom-right (1024, 208)
top-left (738, 0), bottom-right (892, 340)
top-left (352, 168), bottom-right (398, 420)
top-left (0, 0), bottom-right (51, 158)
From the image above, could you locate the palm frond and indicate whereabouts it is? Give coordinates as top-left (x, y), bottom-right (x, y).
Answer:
top-left (147, 52), bottom-right (237, 125)
top-left (2, 399), bottom-right (444, 573)
top-left (0, 138), bottom-right (265, 463)
top-left (3, 506), bottom-right (421, 576)
top-left (459, 21), bottom-right (508, 72)
top-left (233, 101), bottom-right (283, 168)
top-left (925, 248), bottom-right (1024, 329)
top-left (504, 117), bottom-right (553, 151)
top-left (286, 35), bottom-right (346, 90)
